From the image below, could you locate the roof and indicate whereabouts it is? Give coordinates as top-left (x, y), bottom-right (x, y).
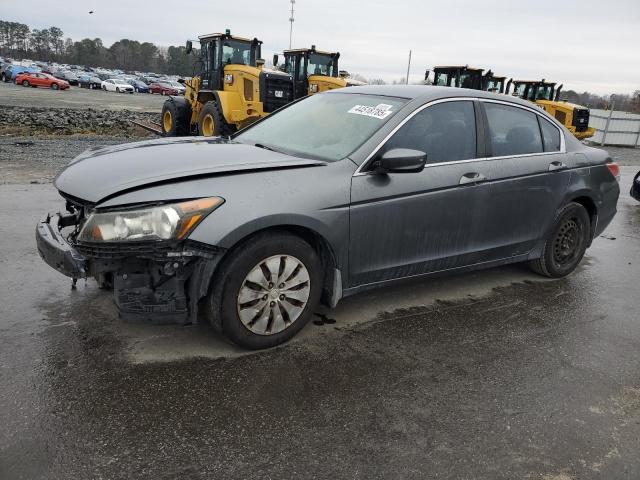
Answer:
top-left (284, 48), bottom-right (337, 56)
top-left (513, 79), bottom-right (557, 86)
top-left (198, 33), bottom-right (257, 43)
top-left (434, 66), bottom-right (483, 72)
top-left (325, 84), bottom-right (541, 109)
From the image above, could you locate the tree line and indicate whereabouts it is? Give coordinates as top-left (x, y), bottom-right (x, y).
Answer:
top-left (0, 20), bottom-right (197, 76)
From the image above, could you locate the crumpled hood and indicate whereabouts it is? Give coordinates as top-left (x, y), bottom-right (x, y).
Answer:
top-left (54, 137), bottom-right (325, 203)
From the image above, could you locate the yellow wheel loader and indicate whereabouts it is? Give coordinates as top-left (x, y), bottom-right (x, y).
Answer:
top-left (161, 30), bottom-right (294, 137)
top-left (428, 65), bottom-right (507, 93)
top-left (506, 79), bottom-right (595, 140)
top-left (273, 46), bottom-right (348, 99)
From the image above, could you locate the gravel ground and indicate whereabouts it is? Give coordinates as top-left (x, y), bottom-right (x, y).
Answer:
top-left (0, 80), bottom-right (164, 112)
top-left (0, 135), bottom-right (138, 184)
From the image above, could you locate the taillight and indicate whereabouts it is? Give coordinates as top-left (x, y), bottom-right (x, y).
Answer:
top-left (606, 162), bottom-right (620, 181)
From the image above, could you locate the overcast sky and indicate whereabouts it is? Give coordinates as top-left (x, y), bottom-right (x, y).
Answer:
top-left (3, 0), bottom-right (639, 94)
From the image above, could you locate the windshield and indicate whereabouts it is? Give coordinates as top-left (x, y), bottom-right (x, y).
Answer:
top-left (235, 93), bottom-right (407, 162)
top-left (222, 39), bottom-right (253, 66)
top-left (307, 53), bottom-right (335, 76)
top-left (535, 85), bottom-right (554, 100)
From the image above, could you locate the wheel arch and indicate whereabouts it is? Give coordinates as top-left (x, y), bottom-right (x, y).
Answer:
top-left (204, 221), bottom-right (342, 311)
top-left (566, 193), bottom-right (598, 245)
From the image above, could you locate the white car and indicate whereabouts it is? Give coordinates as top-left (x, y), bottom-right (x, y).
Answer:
top-left (101, 78), bottom-right (134, 93)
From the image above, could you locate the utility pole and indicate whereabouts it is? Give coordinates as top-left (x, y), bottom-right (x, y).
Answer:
top-left (289, 0), bottom-right (295, 49)
top-left (405, 50), bottom-right (412, 85)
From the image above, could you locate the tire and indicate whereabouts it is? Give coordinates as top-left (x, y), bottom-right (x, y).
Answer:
top-left (161, 97), bottom-right (192, 136)
top-left (161, 90), bottom-right (166, 96)
top-left (22, 80), bottom-right (29, 87)
top-left (51, 83), bottom-right (59, 90)
top-left (529, 202), bottom-right (591, 278)
top-left (102, 85), bottom-right (106, 91)
top-left (116, 87), bottom-right (120, 93)
top-left (205, 232), bottom-right (324, 349)
top-left (198, 100), bottom-right (234, 137)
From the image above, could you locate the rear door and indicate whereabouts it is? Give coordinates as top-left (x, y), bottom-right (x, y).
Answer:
top-left (476, 100), bottom-right (570, 259)
top-left (349, 98), bottom-right (494, 287)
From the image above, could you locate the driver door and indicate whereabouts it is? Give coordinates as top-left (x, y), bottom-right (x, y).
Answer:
top-left (349, 99), bottom-right (492, 287)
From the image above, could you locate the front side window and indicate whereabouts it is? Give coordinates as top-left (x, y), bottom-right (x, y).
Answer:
top-left (235, 93), bottom-right (407, 162)
top-left (307, 53), bottom-right (334, 77)
top-left (381, 100), bottom-right (477, 164)
top-left (539, 116), bottom-right (561, 152)
top-left (221, 40), bottom-right (252, 66)
top-left (484, 102), bottom-right (543, 157)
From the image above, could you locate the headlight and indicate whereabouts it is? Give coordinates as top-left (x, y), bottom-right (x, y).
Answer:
top-left (309, 83), bottom-right (319, 93)
top-left (224, 73), bottom-right (234, 85)
top-left (78, 197), bottom-right (224, 243)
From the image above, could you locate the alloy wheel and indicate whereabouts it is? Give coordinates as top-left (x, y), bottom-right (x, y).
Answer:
top-left (236, 255), bottom-right (311, 335)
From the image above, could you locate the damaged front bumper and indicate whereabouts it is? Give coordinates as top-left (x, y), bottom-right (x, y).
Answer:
top-left (36, 213), bottom-right (87, 279)
top-left (35, 213), bottom-right (224, 325)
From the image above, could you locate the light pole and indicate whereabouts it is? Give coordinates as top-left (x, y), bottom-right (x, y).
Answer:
top-left (289, 0), bottom-right (295, 49)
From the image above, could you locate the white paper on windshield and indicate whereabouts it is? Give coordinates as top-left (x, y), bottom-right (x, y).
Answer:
top-left (348, 103), bottom-right (393, 119)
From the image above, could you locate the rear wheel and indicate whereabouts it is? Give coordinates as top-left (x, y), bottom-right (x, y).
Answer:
top-left (161, 97), bottom-right (191, 136)
top-left (22, 80), bottom-right (29, 87)
top-left (529, 202), bottom-right (590, 278)
top-left (205, 232), bottom-right (323, 349)
top-left (198, 101), bottom-right (234, 137)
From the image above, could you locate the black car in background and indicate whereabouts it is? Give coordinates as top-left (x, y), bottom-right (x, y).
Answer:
top-left (36, 86), bottom-right (620, 349)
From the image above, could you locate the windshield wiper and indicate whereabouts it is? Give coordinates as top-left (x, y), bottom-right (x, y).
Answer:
top-left (253, 143), bottom-right (283, 153)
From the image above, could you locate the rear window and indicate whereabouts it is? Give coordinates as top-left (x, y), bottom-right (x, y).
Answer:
top-left (484, 102), bottom-right (543, 157)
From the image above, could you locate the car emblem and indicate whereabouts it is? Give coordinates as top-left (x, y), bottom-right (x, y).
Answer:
top-left (274, 90), bottom-right (283, 98)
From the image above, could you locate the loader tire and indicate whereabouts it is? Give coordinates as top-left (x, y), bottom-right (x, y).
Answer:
top-left (198, 101), bottom-right (234, 137)
top-left (161, 97), bottom-right (191, 137)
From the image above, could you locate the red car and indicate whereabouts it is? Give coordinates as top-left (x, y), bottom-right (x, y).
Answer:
top-left (16, 72), bottom-right (69, 90)
top-left (149, 82), bottom-right (179, 95)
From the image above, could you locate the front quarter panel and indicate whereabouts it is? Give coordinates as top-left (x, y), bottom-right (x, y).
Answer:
top-left (98, 159), bottom-right (356, 273)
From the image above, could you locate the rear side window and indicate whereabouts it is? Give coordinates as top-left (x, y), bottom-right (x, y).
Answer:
top-left (484, 103), bottom-right (543, 157)
top-left (383, 100), bottom-right (477, 164)
top-left (538, 116), bottom-right (561, 152)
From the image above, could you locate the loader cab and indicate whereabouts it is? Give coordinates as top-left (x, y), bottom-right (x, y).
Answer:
top-left (279, 47), bottom-right (344, 99)
top-left (196, 31), bottom-right (262, 91)
top-left (509, 80), bottom-right (557, 102)
top-left (432, 65), bottom-right (506, 93)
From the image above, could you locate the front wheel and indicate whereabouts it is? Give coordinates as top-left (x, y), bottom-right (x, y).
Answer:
top-left (205, 232), bottom-right (323, 349)
top-left (51, 83), bottom-right (59, 90)
top-left (198, 100), bottom-right (234, 137)
top-left (529, 202), bottom-right (591, 278)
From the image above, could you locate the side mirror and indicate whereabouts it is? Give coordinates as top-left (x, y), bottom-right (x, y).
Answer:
top-left (373, 148), bottom-right (426, 174)
top-left (273, 54), bottom-right (279, 66)
top-left (185, 40), bottom-right (193, 54)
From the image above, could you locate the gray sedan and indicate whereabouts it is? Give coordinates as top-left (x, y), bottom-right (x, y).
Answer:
top-left (36, 86), bottom-right (620, 349)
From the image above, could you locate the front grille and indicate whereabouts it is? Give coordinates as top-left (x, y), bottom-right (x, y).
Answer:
top-left (572, 109), bottom-right (590, 132)
top-left (75, 239), bottom-right (224, 260)
top-left (75, 241), bottom-right (175, 259)
top-left (259, 71), bottom-right (293, 113)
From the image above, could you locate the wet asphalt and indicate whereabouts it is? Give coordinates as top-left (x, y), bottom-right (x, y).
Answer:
top-left (1, 168), bottom-right (639, 480)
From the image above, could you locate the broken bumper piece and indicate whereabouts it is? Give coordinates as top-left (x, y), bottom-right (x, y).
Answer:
top-left (36, 213), bottom-right (87, 279)
top-left (36, 212), bottom-right (224, 325)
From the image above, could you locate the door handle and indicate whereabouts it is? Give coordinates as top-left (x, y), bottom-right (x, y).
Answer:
top-left (548, 161), bottom-right (568, 172)
top-left (459, 172), bottom-right (488, 185)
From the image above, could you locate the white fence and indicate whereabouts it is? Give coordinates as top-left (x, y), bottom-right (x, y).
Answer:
top-left (588, 109), bottom-right (640, 147)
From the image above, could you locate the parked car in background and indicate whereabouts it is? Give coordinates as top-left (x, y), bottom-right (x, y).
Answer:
top-left (149, 82), bottom-right (180, 95)
top-left (15, 72), bottom-right (69, 90)
top-left (78, 73), bottom-right (102, 89)
top-left (36, 86), bottom-right (620, 349)
top-left (58, 70), bottom-right (79, 85)
top-left (3, 65), bottom-right (39, 83)
top-left (101, 78), bottom-right (134, 93)
top-left (168, 80), bottom-right (186, 94)
top-left (631, 171), bottom-right (640, 202)
top-left (127, 79), bottom-right (149, 93)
